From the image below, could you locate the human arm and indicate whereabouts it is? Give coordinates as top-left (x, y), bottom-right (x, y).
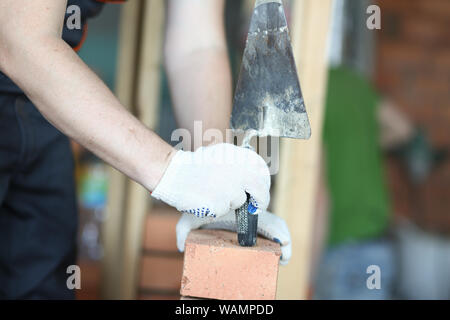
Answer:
top-left (165, 2), bottom-right (293, 262)
top-left (0, 0), bottom-right (271, 219)
top-left (0, 0), bottom-right (174, 191)
top-left (165, 0), bottom-right (232, 149)
top-left (377, 99), bottom-right (415, 150)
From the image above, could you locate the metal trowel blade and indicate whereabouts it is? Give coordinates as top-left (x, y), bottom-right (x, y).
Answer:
top-left (231, 0), bottom-right (311, 139)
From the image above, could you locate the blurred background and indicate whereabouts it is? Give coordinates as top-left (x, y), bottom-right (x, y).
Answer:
top-left (72, 0), bottom-right (450, 300)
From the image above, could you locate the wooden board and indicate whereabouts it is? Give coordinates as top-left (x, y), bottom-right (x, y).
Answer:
top-left (274, 0), bottom-right (333, 300)
top-left (119, 0), bottom-right (166, 300)
top-left (101, 0), bottom-right (142, 300)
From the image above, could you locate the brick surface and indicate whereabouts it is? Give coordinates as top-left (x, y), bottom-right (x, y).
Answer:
top-left (416, 0), bottom-right (450, 19)
top-left (376, 0), bottom-right (450, 233)
top-left (76, 261), bottom-right (101, 300)
top-left (140, 255), bottom-right (184, 291)
top-left (138, 206), bottom-right (184, 297)
top-left (402, 15), bottom-right (449, 46)
top-left (180, 230), bottom-right (281, 300)
top-left (144, 207), bottom-right (180, 252)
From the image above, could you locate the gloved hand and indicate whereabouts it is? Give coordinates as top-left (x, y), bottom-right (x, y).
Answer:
top-left (152, 143), bottom-right (270, 219)
top-left (176, 210), bottom-right (292, 265)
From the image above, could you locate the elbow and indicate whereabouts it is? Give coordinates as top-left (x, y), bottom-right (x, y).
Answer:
top-left (0, 34), bottom-right (12, 74)
top-left (0, 31), bottom-right (28, 76)
top-left (0, 31), bottom-right (63, 77)
top-left (0, 26), bottom-right (29, 75)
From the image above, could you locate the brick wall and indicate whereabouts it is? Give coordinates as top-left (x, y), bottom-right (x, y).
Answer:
top-left (375, 0), bottom-right (450, 233)
top-left (139, 207), bottom-right (183, 300)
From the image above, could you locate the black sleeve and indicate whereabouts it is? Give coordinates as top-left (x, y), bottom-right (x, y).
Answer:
top-left (62, 0), bottom-right (108, 49)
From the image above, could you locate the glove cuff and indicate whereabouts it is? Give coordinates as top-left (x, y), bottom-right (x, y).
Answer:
top-left (152, 150), bottom-right (185, 205)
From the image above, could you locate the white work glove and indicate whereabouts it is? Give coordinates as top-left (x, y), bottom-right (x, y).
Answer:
top-left (152, 143), bottom-right (270, 218)
top-left (176, 210), bottom-right (292, 265)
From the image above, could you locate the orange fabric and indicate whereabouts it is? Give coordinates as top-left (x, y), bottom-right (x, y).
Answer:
top-left (73, 23), bottom-right (88, 52)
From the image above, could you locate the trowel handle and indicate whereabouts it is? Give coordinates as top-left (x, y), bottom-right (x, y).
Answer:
top-left (235, 192), bottom-right (258, 247)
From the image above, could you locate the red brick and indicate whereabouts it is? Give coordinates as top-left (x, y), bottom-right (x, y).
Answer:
top-left (144, 206), bottom-right (180, 252)
top-left (379, 43), bottom-right (425, 64)
top-left (402, 15), bottom-right (449, 46)
top-left (376, 0), bottom-right (450, 234)
top-left (385, 158), bottom-right (412, 219)
top-left (140, 255), bottom-right (184, 291)
top-left (429, 121), bottom-right (450, 146)
top-left (76, 261), bottom-right (101, 300)
top-left (416, 0), bottom-right (450, 20)
top-left (435, 50), bottom-right (450, 69)
top-left (420, 162), bottom-right (450, 233)
top-left (180, 230), bottom-right (281, 300)
top-left (414, 76), bottom-right (449, 96)
top-left (377, 0), bottom-right (416, 11)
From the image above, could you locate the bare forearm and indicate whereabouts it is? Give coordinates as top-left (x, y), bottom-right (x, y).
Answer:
top-left (166, 48), bottom-right (232, 146)
top-left (1, 37), bottom-right (174, 191)
top-left (166, 0), bottom-right (231, 149)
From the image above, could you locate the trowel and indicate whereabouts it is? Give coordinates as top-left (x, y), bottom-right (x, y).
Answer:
top-left (231, 0), bottom-right (311, 247)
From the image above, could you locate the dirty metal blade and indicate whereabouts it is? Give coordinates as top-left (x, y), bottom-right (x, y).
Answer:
top-left (231, 0), bottom-right (311, 139)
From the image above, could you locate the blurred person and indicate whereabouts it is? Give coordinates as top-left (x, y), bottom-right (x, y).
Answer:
top-left (312, 67), bottom-right (416, 300)
top-left (314, 69), bottom-right (450, 302)
top-left (0, 0), bottom-right (291, 299)
top-left (381, 105), bottom-right (450, 300)
top-left (312, 64), bottom-right (449, 300)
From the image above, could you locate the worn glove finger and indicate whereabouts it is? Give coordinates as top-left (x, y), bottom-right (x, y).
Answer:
top-left (256, 210), bottom-right (291, 265)
top-left (176, 209), bottom-right (292, 266)
top-left (243, 154), bottom-right (271, 213)
top-left (229, 190), bottom-right (248, 212)
top-left (280, 240), bottom-right (292, 265)
top-left (176, 213), bottom-right (215, 252)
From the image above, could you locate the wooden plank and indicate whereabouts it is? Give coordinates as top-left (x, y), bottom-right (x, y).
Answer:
top-left (101, 0), bottom-right (143, 300)
top-left (120, 0), bottom-right (166, 300)
top-left (274, 0), bottom-right (333, 300)
top-left (115, 1), bottom-right (142, 110)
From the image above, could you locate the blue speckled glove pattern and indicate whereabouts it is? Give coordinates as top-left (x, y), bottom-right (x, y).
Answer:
top-left (176, 210), bottom-right (292, 266)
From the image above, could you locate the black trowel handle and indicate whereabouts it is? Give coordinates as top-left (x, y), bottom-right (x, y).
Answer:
top-left (235, 192), bottom-right (258, 247)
